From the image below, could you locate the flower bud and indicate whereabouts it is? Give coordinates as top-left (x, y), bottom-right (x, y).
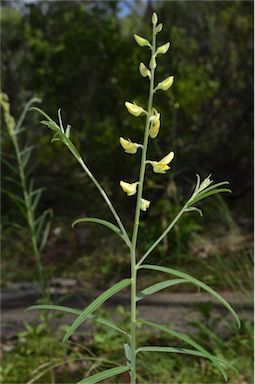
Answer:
top-left (156, 42), bottom-right (170, 55)
top-left (119, 137), bottom-right (142, 154)
top-left (141, 198), bottom-right (150, 211)
top-left (156, 23), bottom-right (163, 33)
top-left (152, 12), bottom-right (158, 25)
top-left (156, 76), bottom-right (174, 91)
top-left (139, 63), bottom-right (151, 78)
top-left (149, 56), bottom-right (157, 70)
top-left (125, 102), bottom-right (145, 117)
top-left (134, 34), bottom-right (151, 48)
top-left (149, 108), bottom-right (160, 139)
top-left (120, 181), bottom-right (138, 196)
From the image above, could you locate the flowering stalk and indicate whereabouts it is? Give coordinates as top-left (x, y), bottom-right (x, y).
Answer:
top-left (129, 15), bottom-right (157, 383)
top-left (1, 93), bottom-right (51, 300)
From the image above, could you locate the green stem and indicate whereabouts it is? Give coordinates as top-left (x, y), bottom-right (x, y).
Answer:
top-left (76, 157), bottom-right (131, 248)
top-left (129, 22), bottom-right (157, 384)
top-left (137, 204), bottom-right (187, 268)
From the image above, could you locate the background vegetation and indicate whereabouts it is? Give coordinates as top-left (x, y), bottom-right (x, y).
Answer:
top-left (1, 1), bottom-right (253, 383)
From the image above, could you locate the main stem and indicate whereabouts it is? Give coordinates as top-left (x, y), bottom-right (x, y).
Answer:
top-left (130, 23), bottom-right (156, 384)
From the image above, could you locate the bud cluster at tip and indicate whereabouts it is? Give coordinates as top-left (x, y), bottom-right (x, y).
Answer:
top-left (120, 12), bottom-right (175, 212)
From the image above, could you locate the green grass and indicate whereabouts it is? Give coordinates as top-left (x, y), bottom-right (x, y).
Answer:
top-left (1, 307), bottom-right (253, 384)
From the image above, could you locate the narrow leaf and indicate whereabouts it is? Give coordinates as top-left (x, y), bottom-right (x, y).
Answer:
top-left (137, 346), bottom-right (212, 358)
top-left (39, 220), bottom-right (51, 251)
top-left (139, 265), bottom-right (240, 327)
top-left (2, 157), bottom-right (19, 175)
top-left (137, 346), bottom-right (232, 379)
top-left (27, 304), bottom-right (128, 337)
top-left (77, 365), bottom-right (129, 384)
top-left (35, 209), bottom-right (53, 238)
top-left (73, 217), bottom-right (121, 235)
top-left (184, 207), bottom-right (203, 217)
top-left (191, 189), bottom-right (231, 205)
top-left (31, 189), bottom-right (43, 211)
top-left (124, 343), bottom-right (131, 363)
top-left (139, 320), bottom-right (231, 380)
top-left (136, 279), bottom-right (186, 301)
top-left (27, 304), bottom-right (81, 315)
top-left (63, 279), bottom-right (131, 342)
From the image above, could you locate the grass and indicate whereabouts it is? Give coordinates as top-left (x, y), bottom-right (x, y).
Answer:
top-left (1, 307), bottom-right (253, 384)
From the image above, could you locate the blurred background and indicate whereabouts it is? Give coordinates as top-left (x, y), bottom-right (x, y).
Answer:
top-left (1, 1), bottom-right (254, 383)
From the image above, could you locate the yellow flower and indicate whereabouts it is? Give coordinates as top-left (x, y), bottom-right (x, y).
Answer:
top-left (149, 108), bottom-right (160, 138)
top-left (125, 102), bottom-right (145, 117)
top-left (141, 198), bottom-right (150, 211)
top-left (120, 181), bottom-right (138, 196)
top-left (119, 137), bottom-right (142, 154)
top-left (147, 151), bottom-right (175, 174)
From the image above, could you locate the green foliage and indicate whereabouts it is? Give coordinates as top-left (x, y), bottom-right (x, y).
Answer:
top-left (1, 309), bottom-right (252, 384)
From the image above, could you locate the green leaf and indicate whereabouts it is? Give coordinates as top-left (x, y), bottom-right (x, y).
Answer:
top-left (137, 346), bottom-right (213, 358)
top-left (2, 157), bottom-right (19, 175)
top-left (184, 207), bottom-right (203, 217)
top-left (138, 320), bottom-right (232, 380)
top-left (27, 304), bottom-right (81, 315)
top-left (39, 220), bottom-right (51, 251)
top-left (35, 209), bottom-right (53, 239)
top-left (199, 181), bottom-right (229, 194)
top-left (31, 189), bottom-right (43, 211)
top-left (92, 316), bottom-right (129, 337)
top-left (123, 343), bottom-right (131, 363)
top-left (2, 189), bottom-right (26, 218)
top-left (72, 217), bottom-right (125, 242)
top-left (27, 304), bottom-right (129, 337)
top-left (137, 345), bottom-right (234, 379)
top-left (191, 189), bottom-right (231, 205)
top-left (77, 366), bottom-right (129, 384)
top-left (138, 265), bottom-right (240, 328)
top-left (30, 107), bottom-right (59, 127)
top-left (136, 279), bottom-right (186, 301)
top-left (20, 145), bottom-right (33, 168)
top-left (63, 279), bottom-right (131, 342)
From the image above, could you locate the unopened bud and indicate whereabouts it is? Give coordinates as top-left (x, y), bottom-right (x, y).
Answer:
top-left (134, 34), bottom-right (151, 48)
top-left (156, 76), bottom-right (174, 91)
top-left (139, 63), bottom-right (151, 78)
top-left (149, 56), bottom-right (157, 70)
top-left (125, 101), bottom-right (145, 117)
top-left (152, 12), bottom-right (158, 25)
top-left (157, 42), bottom-right (170, 55)
top-left (156, 23), bottom-right (163, 33)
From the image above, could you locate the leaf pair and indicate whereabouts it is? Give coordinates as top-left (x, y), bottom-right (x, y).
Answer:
top-left (137, 320), bottom-right (235, 381)
top-left (137, 264), bottom-right (240, 328)
top-left (28, 278), bottom-right (131, 342)
top-left (28, 279), bottom-right (132, 383)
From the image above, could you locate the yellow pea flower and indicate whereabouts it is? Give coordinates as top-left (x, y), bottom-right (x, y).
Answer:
top-left (149, 108), bottom-right (160, 138)
top-left (141, 198), bottom-right (150, 211)
top-left (125, 102), bottom-right (145, 117)
top-left (147, 151), bottom-right (175, 174)
top-left (120, 181), bottom-right (138, 196)
top-left (119, 137), bottom-right (142, 154)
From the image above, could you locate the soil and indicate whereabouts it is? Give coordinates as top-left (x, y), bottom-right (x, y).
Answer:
top-left (1, 280), bottom-right (253, 340)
